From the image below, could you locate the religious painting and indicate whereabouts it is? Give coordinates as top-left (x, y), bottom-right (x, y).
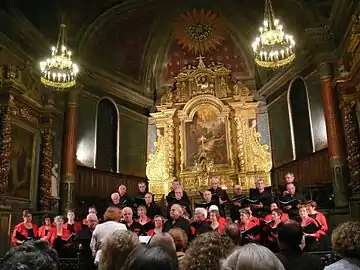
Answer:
top-left (8, 124), bottom-right (37, 199)
top-left (185, 107), bottom-right (228, 167)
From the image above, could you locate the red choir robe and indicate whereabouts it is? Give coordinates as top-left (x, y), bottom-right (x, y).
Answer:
top-left (239, 220), bottom-right (261, 243)
top-left (38, 225), bottom-right (55, 241)
top-left (312, 211), bottom-right (328, 236)
top-left (212, 222), bottom-right (226, 234)
top-left (11, 223), bottom-right (39, 246)
top-left (135, 217), bottom-right (152, 225)
top-left (63, 222), bottom-right (82, 234)
top-left (301, 217), bottom-right (322, 252)
top-left (264, 213), bottom-right (289, 223)
top-left (250, 215), bottom-right (260, 225)
top-left (48, 226), bottom-right (73, 245)
top-left (301, 217), bottom-right (322, 239)
top-left (147, 228), bottom-right (163, 236)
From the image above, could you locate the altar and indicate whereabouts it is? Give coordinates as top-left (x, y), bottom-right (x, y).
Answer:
top-left (146, 57), bottom-right (272, 198)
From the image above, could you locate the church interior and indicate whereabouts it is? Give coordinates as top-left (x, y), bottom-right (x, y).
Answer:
top-left (0, 0), bottom-right (360, 263)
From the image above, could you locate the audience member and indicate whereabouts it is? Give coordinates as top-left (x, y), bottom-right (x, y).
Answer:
top-left (223, 223), bottom-right (241, 246)
top-left (90, 206), bottom-right (127, 263)
top-left (123, 245), bottom-right (178, 270)
top-left (149, 232), bottom-right (176, 251)
top-left (276, 221), bottom-right (324, 270)
top-left (99, 230), bottom-right (140, 270)
top-left (168, 228), bottom-right (188, 261)
top-left (222, 243), bottom-right (285, 270)
top-left (325, 221), bottom-right (360, 270)
top-left (180, 232), bottom-right (235, 270)
top-left (0, 240), bottom-right (58, 270)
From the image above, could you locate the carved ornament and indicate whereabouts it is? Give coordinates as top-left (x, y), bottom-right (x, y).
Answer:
top-left (148, 58), bottom-right (272, 197)
top-left (157, 56), bottom-right (252, 106)
top-left (0, 104), bottom-right (12, 204)
top-left (39, 128), bottom-right (54, 210)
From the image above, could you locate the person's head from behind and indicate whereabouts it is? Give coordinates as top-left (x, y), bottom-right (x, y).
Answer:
top-left (103, 206), bottom-right (121, 222)
top-left (222, 244), bottom-right (285, 270)
top-left (123, 245), bottom-right (178, 270)
top-left (277, 221), bottom-right (303, 250)
top-left (99, 230), bottom-right (140, 270)
top-left (180, 232), bottom-right (235, 270)
top-left (331, 221), bottom-right (360, 258)
top-left (168, 228), bottom-right (188, 252)
top-left (223, 223), bottom-right (241, 245)
top-left (149, 232), bottom-right (176, 251)
top-left (0, 240), bottom-right (58, 270)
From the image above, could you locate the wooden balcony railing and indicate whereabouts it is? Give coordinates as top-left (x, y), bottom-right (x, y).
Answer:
top-left (272, 149), bottom-right (331, 187)
top-left (75, 166), bottom-right (146, 199)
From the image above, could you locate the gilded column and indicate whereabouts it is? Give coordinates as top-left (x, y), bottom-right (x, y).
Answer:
top-left (60, 86), bottom-right (80, 213)
top-left (39, 127), bottom-right (54, 211)
top-left (339, 83), bottom-right (360, 195)
top-left (234, 117), bottom-right (245, 172)
top-left (167, 122), bottom-right (175, 179)
top-left (318, 61), bottom-right (348, 207)
top-left (0, 104), bottom-right (12, 205)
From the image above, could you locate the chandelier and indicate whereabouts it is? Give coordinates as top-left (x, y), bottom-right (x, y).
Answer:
top-left (252, 0), bottom-right (295, 68)
top-left (39, 24), bottom-right (79, 90)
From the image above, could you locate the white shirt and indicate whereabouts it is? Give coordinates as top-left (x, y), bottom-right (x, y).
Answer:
top-left (325, 258), bottom-right (360, 270)
top-left (90, 221), bottom-right (127, 260)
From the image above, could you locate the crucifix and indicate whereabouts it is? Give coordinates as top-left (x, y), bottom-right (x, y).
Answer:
top-left (196, 55), bottom-right (206, 68)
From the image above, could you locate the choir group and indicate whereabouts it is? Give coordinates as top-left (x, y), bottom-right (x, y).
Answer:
top-left (10, 172), bottom-right (329, 261)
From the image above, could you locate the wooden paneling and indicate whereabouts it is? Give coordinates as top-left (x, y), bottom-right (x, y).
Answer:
top-left (75, 166), bottom-right (146, 199)
top-left (272, 149), bottom-right (331, 187)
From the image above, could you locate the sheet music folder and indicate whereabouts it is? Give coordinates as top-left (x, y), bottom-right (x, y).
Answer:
top-left (302, 222), bottom-right (321, 234)
top-left (240, 225), bottom-right (260, 237)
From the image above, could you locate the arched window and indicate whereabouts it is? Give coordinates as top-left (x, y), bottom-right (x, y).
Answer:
top-left (95, 98), bottom-right (119, 172)
top-left (287, 77), bottom-right (314, 160)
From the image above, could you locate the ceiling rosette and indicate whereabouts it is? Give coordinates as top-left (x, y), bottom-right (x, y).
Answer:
top-left (173, 9), bottom-right (226, 55)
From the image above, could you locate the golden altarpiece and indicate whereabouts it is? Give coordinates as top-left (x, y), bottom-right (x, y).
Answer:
top-left (146, 58), bottom-right (272, 199)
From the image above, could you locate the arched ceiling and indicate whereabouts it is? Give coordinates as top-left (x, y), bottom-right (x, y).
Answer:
top-left (12, 0), bottom-right (335, 96)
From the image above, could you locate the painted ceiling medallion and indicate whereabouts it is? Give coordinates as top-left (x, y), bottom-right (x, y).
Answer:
top-left (173, 9), bottom-right (226, 55)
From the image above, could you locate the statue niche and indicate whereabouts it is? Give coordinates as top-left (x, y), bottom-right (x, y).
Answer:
top-left (147, 57), bottom-right (272, 197)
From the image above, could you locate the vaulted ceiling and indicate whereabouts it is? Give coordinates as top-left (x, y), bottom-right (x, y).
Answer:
top-left (4, 0), bottom-right (341, 99)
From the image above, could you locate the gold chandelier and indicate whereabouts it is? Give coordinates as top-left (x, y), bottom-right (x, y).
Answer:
top-left (39, 24), bottom-right (79, 90)
top-left (252, 0), bottom-right (295, 68)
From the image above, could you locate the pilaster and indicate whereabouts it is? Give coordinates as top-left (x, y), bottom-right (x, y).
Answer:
top-left (60, 85), bottom-right (81, 213)
top-left (307, 27), bottom-right (349, 209)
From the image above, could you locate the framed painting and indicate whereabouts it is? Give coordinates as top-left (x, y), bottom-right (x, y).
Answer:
top-left (185, 107), bottom-right (228, 167)
top-left (7, 122), bottom-right (39, 200)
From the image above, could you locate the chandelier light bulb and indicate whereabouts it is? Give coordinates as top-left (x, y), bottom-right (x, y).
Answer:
top-left (39, 24), bottom-right (79, 90)
top-left (252, 0), bottom-right (296, 68)
top-left (252, 16), bottom-right (295, 68)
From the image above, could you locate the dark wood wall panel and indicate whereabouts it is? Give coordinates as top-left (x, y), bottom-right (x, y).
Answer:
top-left (75, 165), bottom-right (146, 199)
top-left (272, 149), bottom-right (331, 187)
